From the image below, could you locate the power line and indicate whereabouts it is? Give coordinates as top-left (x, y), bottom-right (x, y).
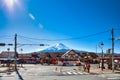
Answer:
top-left (18, 30), bottom-right (111, 41)
top-left (0, 35), bottom-right (14, 38)
top-left (0, 35), bottom-right (15, 43)
top-left (18, 35), bottom-right (50, 41)
top-left (51, 30), bottom-right (111, 41)
top-left (114, 28), bottom-right (120, 30)
top-left (0, 35), bottom-right (14, 40)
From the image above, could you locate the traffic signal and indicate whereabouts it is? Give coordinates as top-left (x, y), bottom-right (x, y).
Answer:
top-left (0, 43), bottom-right (5, 46)
top-left (40, 44), bottom-right (44, 46)
top-left (8, 44), bottom-right (13, 46)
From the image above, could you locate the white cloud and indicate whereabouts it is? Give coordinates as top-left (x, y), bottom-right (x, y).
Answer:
top-left (39, 23), bottom-right (44, 29)
top-left (29, 13), bottom-right (35, 20)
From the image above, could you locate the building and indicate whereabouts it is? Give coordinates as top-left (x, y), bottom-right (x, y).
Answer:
top-left (61, 49), bottom-right (81, 61)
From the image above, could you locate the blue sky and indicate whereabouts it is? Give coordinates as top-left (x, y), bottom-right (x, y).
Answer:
top-left (0, 0), bottom-right (120, 53)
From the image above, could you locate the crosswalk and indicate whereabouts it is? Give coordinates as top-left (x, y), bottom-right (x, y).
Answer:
top-left (61, 71), bottom-right (89, 75)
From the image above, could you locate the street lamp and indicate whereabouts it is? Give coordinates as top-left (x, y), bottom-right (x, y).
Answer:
top-left (99, 42), bottom-right (104, 71)
top-left (7, 48), bottom-right (10, 56)
top-left (20, 48), bottom-right (23, 67)
top-left (7, 48), bottom-right (10, 70)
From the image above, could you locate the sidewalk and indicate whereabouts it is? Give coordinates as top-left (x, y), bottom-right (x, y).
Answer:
top-left (0, 67), bottom-right (9, 73)
top-left (90, 68), bottom-right (120, 74)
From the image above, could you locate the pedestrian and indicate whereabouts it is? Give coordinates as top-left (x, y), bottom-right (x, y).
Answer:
top-left (83, 62), bottom-right (86, 71)
top-left (86, 63), bottom-right (90, 73)
top-left (99, 62), bottom-right (102, 68)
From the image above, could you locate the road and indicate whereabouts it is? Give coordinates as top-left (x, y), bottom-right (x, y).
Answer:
top-left (0, 64), bottom-right (120, 80)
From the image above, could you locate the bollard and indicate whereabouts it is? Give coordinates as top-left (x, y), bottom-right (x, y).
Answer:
top-left (55, 67), bottom-right (57, 71)
top-left (60, 67), bottom-right (63, 72)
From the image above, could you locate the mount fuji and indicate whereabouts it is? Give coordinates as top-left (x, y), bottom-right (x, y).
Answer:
top-left (37, 43), bottom-right (86, 53)
top-left (38, 43), bottom-right (70, 52)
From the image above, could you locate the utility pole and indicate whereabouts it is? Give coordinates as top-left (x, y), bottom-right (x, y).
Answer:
top-left (14, 33), bottom-right (17, 71)
top-left (111, 28), bottom-right (114, 72)
top-left (96, 45), bottom-right (97, 55)
top-left (99, 42), bottom-right (104, 71)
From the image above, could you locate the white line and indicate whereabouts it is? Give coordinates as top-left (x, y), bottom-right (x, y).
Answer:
top-left (98, 74), bottom-right (106, 78)
top-left (67, 72), bottom-right (72, 74)
top-left (62, 72), bottom-right (66, 74)
top-left (107, 77), bottom-right (120, 80)
top-left (83, 72), bottom-right (89, 74)
top-left (78, 72), bottom-right (83, 74)
top-left (72, 72), bottom-right (78, 75)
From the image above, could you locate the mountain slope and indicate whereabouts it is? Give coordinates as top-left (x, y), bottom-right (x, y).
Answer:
top-left (37, 43), bottom-right (87, 53)
top-left (39, 43), bottom-right (70, 52)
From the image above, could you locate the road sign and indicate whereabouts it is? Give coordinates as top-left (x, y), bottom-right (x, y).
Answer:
top-left (7, 56), bottom-right (12, 60)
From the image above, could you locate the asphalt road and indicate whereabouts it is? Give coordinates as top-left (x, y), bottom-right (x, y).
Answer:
top-left (0, 64), bottom-right (120, 80)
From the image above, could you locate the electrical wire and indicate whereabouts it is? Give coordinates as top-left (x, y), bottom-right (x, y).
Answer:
top-left (18, 30), bottom-right (111, 41)
top-left (0, 34), bottom-right (13, 37)
top-left (18, 35), bottom-right (50, 41)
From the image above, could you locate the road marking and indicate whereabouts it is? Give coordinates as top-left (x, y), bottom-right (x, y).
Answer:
top-left (107, 77), bottom-right (120, 80)
top-left (98, 74), bottom-right (106, 78)
top-left (62, 72), bottom-right (66, 74)
top-left (78, 72), bottom-right (83, 74)
top-left (62, 71), bottom-right (86, 75)
top-left (67, 72), bottom-right (72, 74)
top-left (72, 72), bottom-right (77, 75)
top-left (83, 72), bottom-right (89, 74)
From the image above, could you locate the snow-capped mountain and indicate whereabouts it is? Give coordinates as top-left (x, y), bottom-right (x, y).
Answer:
top-left (39, 43), bottom-right (70, 52)
top-left (55, 43), bottom-right (69, 50)
top-left (35, 43), bottom-right (87, 53)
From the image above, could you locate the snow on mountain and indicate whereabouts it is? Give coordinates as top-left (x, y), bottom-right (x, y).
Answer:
top-left (36, 43), bottom-right (87, 53)
top-left (55, 43), bottom-right (69, 50)
top-left (38, 43), bottom-right (70, 52)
